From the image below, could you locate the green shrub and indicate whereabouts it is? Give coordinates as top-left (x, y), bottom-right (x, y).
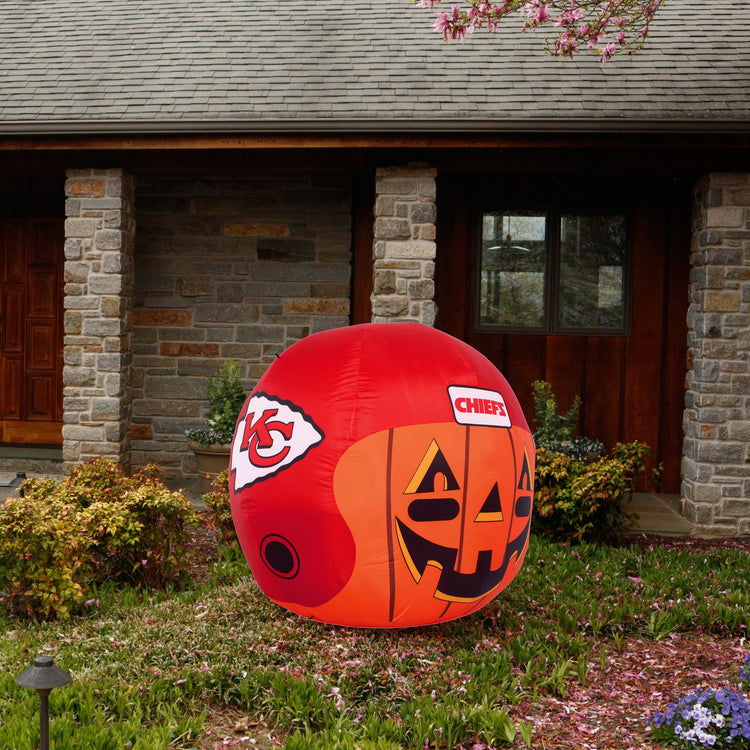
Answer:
top-left (206, 359), bottom-right (246, 438)
top-left (533, 442), bottom-right (649, 544)
top-left (531, 379), bottom-right (581, 446)
top-left (529, 380), bottom-right (650, 545)
top-left (201, 469), bottom-right (238, 546)
top-left (0, 495), bottom-right (89, 619)
top-left (0, 458), bottom-right (200, 619)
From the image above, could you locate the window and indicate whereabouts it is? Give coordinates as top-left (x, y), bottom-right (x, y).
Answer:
top-left (476, 210), bottom-right (630, 334)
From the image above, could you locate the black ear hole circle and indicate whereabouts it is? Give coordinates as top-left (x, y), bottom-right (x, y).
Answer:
top-left (260, 534), bottom-right (300, 579)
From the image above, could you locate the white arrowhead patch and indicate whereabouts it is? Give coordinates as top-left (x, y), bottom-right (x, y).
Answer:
top-left (231, 393), bottom-right (324, 492)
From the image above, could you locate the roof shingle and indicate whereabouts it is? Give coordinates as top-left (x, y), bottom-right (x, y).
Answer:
top-left (0, 0), bottom-right (748, 133)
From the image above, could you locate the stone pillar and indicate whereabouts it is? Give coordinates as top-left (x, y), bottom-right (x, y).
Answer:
top-left (63, 169), bottom-right (136, 472)
top-left (684, 174), bottom-right (750, 536)
top-left (372, 165), bottom-right (437, 325)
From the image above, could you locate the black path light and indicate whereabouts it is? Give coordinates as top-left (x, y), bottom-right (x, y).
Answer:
top-left (15, 656), bottom-right (72, 750)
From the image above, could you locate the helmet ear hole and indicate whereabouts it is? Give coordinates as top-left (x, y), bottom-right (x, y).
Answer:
top-left (260, 534), bottom-right (300, 579)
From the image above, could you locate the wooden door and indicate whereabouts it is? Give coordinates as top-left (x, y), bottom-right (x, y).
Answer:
top-left (435, 173), bottom-right (690, 493)
top-left (0, 217), bottom-right (64, 445)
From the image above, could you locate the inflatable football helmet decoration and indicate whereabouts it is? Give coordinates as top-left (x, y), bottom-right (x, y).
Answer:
top-left (229, 323), bottom-right (534, 627)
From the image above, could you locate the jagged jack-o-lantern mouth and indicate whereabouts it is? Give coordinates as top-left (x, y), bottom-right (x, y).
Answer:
top-left (395, 508), bottom-right (530, 603)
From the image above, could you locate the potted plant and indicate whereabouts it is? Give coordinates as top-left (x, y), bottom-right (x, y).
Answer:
top-left (185, 359), bottom-right (247, 483)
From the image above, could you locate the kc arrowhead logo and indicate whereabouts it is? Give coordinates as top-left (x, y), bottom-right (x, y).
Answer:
top-left (231, 392), bottom-right (325, 492)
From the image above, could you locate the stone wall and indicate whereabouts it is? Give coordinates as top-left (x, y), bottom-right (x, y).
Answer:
top-left (63, 168), bottom-right (136, 472)
top-left (372, 166), bottom-right (437, 325)
top-left (131, 175), bottom-right (352, 475)
top-left (684, 173), bottom-right (750, 536)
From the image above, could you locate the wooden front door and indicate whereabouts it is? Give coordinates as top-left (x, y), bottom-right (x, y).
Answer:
top-left (0, 217), bottom-right (64, 445)
top-left (435, 173), bottom-right (690, 493)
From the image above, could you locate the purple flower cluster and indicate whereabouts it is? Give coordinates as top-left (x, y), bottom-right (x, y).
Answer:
top-left (651, 677), bottom-right (750, 747)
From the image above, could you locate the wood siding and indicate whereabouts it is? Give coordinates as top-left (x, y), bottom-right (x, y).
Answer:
top-left (435, 174), bottom-right (690, 493)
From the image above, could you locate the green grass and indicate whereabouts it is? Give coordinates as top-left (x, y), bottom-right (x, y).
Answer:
top-left (1, 535), bottom-right (748, 749)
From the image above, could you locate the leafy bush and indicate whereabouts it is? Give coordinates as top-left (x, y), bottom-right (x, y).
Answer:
top-left (186, 359), bottom-right (247, 445)
top-left (531, 379), bottom-right (582, 446)
top-left (201, 469), bottom-right (238, 546)
top-left (0, 458), bottom-right (200, 619)
top-left (534, 442), bottom-right (649, 544)
top-left (530, 380), bottom-right (650, 544)
top-left (0, 494), bottom-right (89, 619)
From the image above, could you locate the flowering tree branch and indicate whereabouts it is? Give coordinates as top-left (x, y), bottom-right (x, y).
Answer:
top-left (415, 0), bottom-right (664, 62)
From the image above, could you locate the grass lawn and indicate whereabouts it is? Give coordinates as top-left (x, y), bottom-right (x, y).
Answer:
top-left (1, 519), bottom-right (748, 750)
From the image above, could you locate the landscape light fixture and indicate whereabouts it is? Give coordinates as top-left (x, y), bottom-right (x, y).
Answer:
top-left (15, 656), bottom-right (72, 750)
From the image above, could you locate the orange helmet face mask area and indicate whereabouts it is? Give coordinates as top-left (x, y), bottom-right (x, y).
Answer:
top-left (229, 323), bottom-right (535, 628)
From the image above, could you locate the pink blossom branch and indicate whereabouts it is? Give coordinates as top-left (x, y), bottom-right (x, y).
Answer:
top-left (415, 0), bottom-right (664, 62)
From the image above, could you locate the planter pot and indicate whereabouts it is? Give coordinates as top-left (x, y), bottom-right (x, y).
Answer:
top-left (187, 440), bottom-right (231, 491)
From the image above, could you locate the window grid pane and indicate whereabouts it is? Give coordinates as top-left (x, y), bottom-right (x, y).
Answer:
top-left (478, 212), bottom-right (547, 329)
top-left (557, 214), bottom-right (627, 330)
top-left (476, 210), bottom-right (629, 334)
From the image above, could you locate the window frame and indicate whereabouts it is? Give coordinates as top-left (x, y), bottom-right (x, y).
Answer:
top-left (473, 205), bottom-right (634, 337)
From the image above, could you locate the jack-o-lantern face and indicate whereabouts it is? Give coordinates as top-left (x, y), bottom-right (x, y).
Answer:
top-left (321, 421), bottom-right (532, 627)
top-left (395, 431), bottom-right (531, 604)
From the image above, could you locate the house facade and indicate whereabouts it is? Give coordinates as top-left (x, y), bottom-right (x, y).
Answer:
top-left (1, 0), bottom-right (749, 535)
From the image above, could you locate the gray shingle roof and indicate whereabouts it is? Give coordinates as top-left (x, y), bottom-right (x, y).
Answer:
top-left (1, 0), bottom-right (749, 134)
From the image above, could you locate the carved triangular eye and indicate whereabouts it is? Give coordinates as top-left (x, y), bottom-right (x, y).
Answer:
top-left (475, 482), bottom-right (503, 523)
top-left (404, 439), bottom-right (460, 494)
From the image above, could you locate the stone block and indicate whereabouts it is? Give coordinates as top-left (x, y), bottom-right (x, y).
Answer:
top-left (64, 311), bottom-right (82, 335)
top-left (63, 366), bottom-right (95, 387)
top-left (175, 275), bottom-right (215, 298)
top-left (101, 252), bottom-right (127, 274)
top-left (375, 177), bottom-right (417, 197)
top-left (131, 424), bottom-right (153, 440)
top-left (89, 274), bottom-right (123, 295)
top-left (310, 282), bottom-right (350, 299)
top-left (134, 309), bottom-right (192, 327)
top-left (104, 373), bottom-right (125, 397)
top-left (418, 178), bottom-right (437, 202)
top-left (696, 441), bottom-right (745, 463)
top-left (706, 206), bottom-right (745, 228)
top-left (409, 203), bottom-right (437, 224)
top-left (91, 398), bottom-right (125, 421)
top-left (64, 425), bottom-right (106, 442)
top-left (82, 318), bottom-right (122, 337)
top-left (408, 279), bottom-right (435, 301)
top-left (256, 239), bottom-right (316, 262)
top-left (193, 304), bottom-right (259, 323)
top-left (374, 217), bottom-right (411, 241)
top-left (371, 295), bottom-right (409, 317)
top-left (64, 239), bottom-right (83, 260)
top-left (235, 325), bottom-right (284, 343)
top-left (65, 218), bottom-right (97, 238)
top-left (374, 270), bottom-right (397, 295)
top-left (159, 342), bottom-right (221, 357)
top-left (216, 283), bottom-right (243, 303)
top-left (66, 177), bottom-right (106, 198)
top-left (383, 239), bottom-right (436, 260)
top-left (96, 354), bottom-right (123, 372)
top-left (285, 298), bottom-right (349, 315)
top-left (375, 196), bottom-right (396, 217)
top-left (704, 290), bottom-right (741, 312)
top-left (223, 222), bottom-right (289, 237)
top-left (721, 498), bottom-right (750, 518)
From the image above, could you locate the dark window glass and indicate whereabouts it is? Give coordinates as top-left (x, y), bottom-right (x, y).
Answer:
top-left (478, 212), bottom-right (547, 329)
top-left (558, 214), bottom-right (627, 330)
top-left (476, 211), bottom-right (629, 334)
